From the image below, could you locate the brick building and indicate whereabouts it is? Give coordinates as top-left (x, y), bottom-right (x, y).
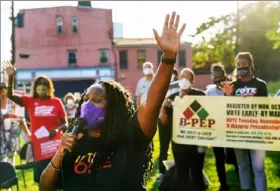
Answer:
top-left (14, 2), bottom-right (210, 98)
top-left (15, 3), bottom-right (115, 97)
top-left (114, 38), bottom-right (193, 95)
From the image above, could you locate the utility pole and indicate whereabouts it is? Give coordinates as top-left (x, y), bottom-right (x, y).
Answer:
top-left (235, 1), bottom-right (240, 55)
top-left (11, 1), bottom-right (16, 65)
top-left (109, 24), bottom-right (118, 81)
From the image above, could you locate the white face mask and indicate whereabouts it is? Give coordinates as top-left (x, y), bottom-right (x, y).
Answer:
top-left (171, 75), bottom-right (175, 82)
top-left (67, 99), bottom-right (74, 107)
top-left (143, 68), bottom-right (153, 75)
top-left (179, 78), bottom-right (192, 90)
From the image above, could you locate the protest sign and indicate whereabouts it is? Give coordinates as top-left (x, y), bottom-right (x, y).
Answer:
top-left (32, 132), bottom-right (62, 162)
top-left (166, 80), bottom-right (180, 98)
top-left (173, 96), bottom-right (280, 151)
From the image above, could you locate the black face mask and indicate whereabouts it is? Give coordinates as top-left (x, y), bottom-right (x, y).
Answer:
top-left (214, 80), bottom-right (224, 87)
top-left (237, 67), bottom-right (250, 77)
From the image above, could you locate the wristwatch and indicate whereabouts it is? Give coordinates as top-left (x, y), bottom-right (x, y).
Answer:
top-left (161, 55), bottom-right (176, 65)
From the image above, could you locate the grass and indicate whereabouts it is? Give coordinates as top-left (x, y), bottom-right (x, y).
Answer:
top-left (10, 83), bottom-right (280, 190)
top-left (13, 132), bottom-right (280, 191)
top-left (146, 133), bottom-right (280, 191)
top-left (267, 81), bottom-right (280, 96)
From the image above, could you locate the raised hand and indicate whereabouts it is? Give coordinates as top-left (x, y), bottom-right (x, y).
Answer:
top-left (2, 61), bottom-right (16, 76)
top-left (153, 11), bottom-right (186, 57)
top-left (220, 81), bottom-right (234, 96)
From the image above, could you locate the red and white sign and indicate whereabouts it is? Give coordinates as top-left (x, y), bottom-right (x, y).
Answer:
top-left (32, 131), bottom-right (62, 162)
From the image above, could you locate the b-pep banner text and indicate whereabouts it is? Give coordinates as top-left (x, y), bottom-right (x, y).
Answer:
top-left (172, 96), bottom-right (280, 151)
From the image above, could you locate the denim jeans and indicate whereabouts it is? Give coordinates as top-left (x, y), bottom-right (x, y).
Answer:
top-left (234, 149), bottom-right (267, 191)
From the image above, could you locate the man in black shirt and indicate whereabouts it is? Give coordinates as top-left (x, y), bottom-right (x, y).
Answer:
top-left (39, 11), bottom-right (187, 191)
top-left (159, 68), bottom-right (206, 191)
top-left (221, 52), bottom-right (268, 191)
top-left (156, 68), bottom-right (179, 182)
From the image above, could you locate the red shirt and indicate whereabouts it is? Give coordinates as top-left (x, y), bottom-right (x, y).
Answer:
top-left (22, 96), bottom-right (66, 161)
top-left (22, 96), bottom-right (66, 139)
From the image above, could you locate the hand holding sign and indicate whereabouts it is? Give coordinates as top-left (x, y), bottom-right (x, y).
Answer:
top-left (220, 81), bottom-right (233, 96)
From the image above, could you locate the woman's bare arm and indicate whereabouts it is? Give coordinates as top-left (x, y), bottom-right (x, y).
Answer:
top-left (40, 133), bottom-right (77, 191)
top-left (39, 153), bottom-right (63, 191)
top-left (138, 12), bottom-right (185, 137)
top-left (7, 75), bottom-right (23, 106)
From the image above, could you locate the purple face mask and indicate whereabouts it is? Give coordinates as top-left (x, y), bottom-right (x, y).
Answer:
top-left (80, 101), bottom-right (105, 129)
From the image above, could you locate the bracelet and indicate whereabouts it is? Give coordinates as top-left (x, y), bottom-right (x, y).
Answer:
top-left (161, 55), bottom-right (176, 65)
top-left (50, 160), bottom-right (61, 171)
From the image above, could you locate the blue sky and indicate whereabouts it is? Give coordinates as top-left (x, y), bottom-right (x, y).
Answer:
top-left (0, 1), bottom-right (253, 62)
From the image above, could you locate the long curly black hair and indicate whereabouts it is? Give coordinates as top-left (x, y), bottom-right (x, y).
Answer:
top-left (68, 80), bottom-right (153, 182)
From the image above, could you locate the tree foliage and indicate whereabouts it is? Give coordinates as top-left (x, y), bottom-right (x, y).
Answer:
top-left (192, 1), bottom-right (280, 80)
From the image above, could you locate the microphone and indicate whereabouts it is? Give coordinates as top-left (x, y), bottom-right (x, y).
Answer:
top-left (63, 117), bottom-right (87, 156)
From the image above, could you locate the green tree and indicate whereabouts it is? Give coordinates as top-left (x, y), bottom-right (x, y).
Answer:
top-left (192, 14), bottom-right (236, 73)
top-left (192, 1), bottom-right (280, 80)
top-left (265, 1), bottom-right (280, 50)
top-left (238, 1), bottom-right (280, 80)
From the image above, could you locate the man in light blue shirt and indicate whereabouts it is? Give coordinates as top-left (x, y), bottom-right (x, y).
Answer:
top-left (205, 63), bottom-right (239, 191)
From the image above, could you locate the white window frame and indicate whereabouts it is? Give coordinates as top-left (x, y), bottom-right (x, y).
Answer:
top-left (56, 16), bottom-right (64, 33)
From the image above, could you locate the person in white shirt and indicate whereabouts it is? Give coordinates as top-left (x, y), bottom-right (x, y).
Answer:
top-left (135, 62), bottom-right (154, 108)
top-left (205, 63), bottom-right (239, 191)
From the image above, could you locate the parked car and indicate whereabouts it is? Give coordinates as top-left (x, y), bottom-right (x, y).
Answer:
top-left (275, 89), bottom-right (280, 97)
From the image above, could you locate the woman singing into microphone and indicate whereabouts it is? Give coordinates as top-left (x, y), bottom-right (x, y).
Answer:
top-left (39, 11), bottom-right (186, 191)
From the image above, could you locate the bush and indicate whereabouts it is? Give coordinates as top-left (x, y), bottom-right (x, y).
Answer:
top-left (267, 81), bottom-right (280, 96)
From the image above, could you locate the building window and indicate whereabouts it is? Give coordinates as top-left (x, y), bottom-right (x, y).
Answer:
top-left (157, 49), bottom-right (163, 66)
top-left (56, 16), bottom-right (64, 34)
top-left (119, 50), bottom-right (128, 69)
top-left (179, 48), bottom-right (186, 67)
top-left (137, 50), bottom-right (146, 68)
top-left (72, 16), bottom-right (78, 33)
top-left (99, 49), bottom-right (109, 65)
top-left (68, 50), bottom-right (77, 67)
top-left (16, 12), bottom-right (24, 28)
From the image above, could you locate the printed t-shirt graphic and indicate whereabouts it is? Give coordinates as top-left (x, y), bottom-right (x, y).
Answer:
top-left (232, 78), bottom-right (268, 97)
top-left (21, 96), bottom-right (67, 161)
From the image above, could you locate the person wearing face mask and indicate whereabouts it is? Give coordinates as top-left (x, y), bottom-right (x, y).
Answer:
top-left (135, 62), bottom-right (154, 108)
top-left (63, 93), bottom-right (77, 119)
top-left (156, 68), bottom-right (179, 183)
top-left (205, 63), bottom-right (239, 191)
top-left (3, 62), bottom-right (68, 184)
top-left (220, 52), bottom-right (268, 191)
top-left (159, 68), bottom-right (207, 191)
top-left (171, 68), bottom-right (178, 82)
top-left (39, 11), bottom-right (187, 191)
